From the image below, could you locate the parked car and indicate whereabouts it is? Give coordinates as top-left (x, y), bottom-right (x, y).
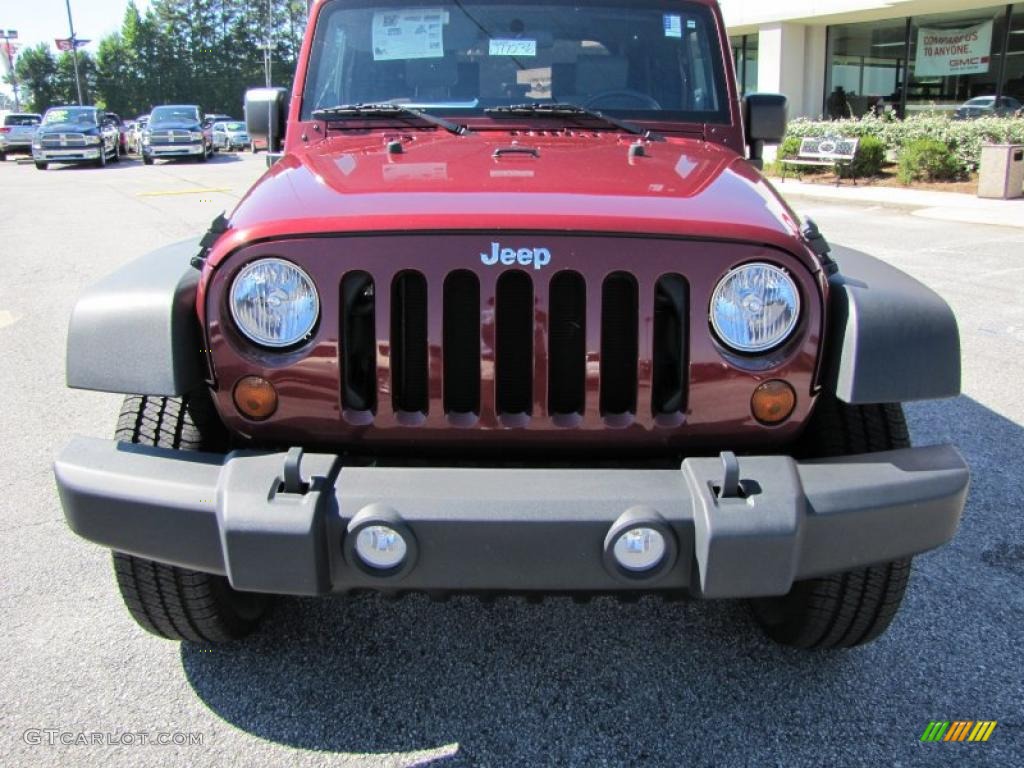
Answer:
top-left (32, 106), bottom-right (119, 169)
top-left (953, 96), bottom-right (1023, 119)
top-left (56, 0), bottom-right (968, 651)
top-left (141, 104), bottom-right (213, 164)
top-left (128, 116), bottom-right (149, 154)
top-left (0, 112), bottom-right (42, 160)
top-left (104, 112), bottom-right (130, 154)
top-left (211, 120), bottom-right (250, 151)
top-left (202, 112), bottom-right (234, 129)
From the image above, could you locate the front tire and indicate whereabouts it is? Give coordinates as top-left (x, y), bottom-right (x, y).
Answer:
top-left (35, 161), bottom-right (48, 170)
top-left (110, 394), bottom-right (269, 642)
top-left (142, 154), bottom-right (154, 165)
top-left (95, 146), bottom-right (107, 168)
top-left (750, 398), bottom-right (913, 649)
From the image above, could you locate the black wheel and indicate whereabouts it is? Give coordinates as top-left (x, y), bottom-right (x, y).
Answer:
top-left (0, 151), bottom-right (6, 161)
top-left (111, 393), bottom-right (269, 642)
top-left (35, 161), bottom-right (48, 170)
top-left (111, 142), bottom-right (120, 163)
top-left (750, 397), bottom-right (913, 649)
top-left (197, 145), bottom-right (208, 162)
top-left (95, 145), bottom-right (107, 168)
top-left (143, 154), bottom-right (154, 165)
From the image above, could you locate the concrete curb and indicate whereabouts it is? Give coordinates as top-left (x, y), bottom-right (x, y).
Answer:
top-left (768, 176), bottom-right (1024, 230)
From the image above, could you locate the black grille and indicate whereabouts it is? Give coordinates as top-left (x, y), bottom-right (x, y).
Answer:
top-left (340, 271), bottom-right (376, 412)
top-left (547, 271), bottom-right (586, 415)
top-left (338, 268), bottom-right (687, 426)
top-left (391, 271), bottom-right (429, 413)
top-left (599, 272), bottom-right (639, 416)
top-left (651, 274), bottom-right (688, 415)
top-left (443, 270), bottom-right (481, 415)
top-left (495, 270), bottom-right (534, 415)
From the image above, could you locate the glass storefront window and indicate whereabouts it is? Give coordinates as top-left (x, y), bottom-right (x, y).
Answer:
top-left (730, 34), bottom-right (758, 96)
top-left (905, 6), bottom-right (1009, 115)
top-left (825, 17), bottom-right (908, 118)
top-left (1004, 3), bottom-right (1024, 103)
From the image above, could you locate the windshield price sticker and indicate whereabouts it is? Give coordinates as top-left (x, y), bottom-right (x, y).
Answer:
top-left (664, 14), bottom-right (682, 38)
top-left (372, 9), bottom-right (446, 61)
top-left (489, 39), bottom-right (537, 57)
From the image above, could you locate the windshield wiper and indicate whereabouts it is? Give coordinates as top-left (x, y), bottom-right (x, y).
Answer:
top-left (312, 103), bottom-right (470, 136)
top-left (484, 103), bottom-right (662, 140)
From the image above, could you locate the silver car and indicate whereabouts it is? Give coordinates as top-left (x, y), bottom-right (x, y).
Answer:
top-left (0, 113), bottom-right (43, 160)
top-left (953, 96), bottom-right (1023, 119)
top-left (211, 120), bottom-right (250, 151)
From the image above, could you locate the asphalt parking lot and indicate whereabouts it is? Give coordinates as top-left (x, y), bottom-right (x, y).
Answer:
top-left (1, 152), bottom-right (1022, 767)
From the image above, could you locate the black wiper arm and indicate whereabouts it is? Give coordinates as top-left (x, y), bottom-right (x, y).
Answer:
top-left (312, 103), bottom-right (470, 136)
top-left (485, 103), bottom-right (661, 140)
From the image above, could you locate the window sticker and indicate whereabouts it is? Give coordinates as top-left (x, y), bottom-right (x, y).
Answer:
top-left (687, 19), bottom-right (697, 29)
top-left (372, 9), bottom-right (446, 61)
top-left (663, 14), bottom-right (682, 38)
top-left (489, 39), bottom-right (537, 57)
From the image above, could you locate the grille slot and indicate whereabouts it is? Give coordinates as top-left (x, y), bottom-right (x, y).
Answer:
top-left (391, 271), bottom-right (429, 414)
top-left (340, 271), bottom-right (377, 412)
top-left (652, 274), bottom-right (689, 415)
top-left (548, 271), bottom-right (586, 416)
top-left (443, 270), bottom-right (481, 415)
top-left (600, 272), bottom-right (639, 416)
top-left (495, 270), bottom-right (534, 416)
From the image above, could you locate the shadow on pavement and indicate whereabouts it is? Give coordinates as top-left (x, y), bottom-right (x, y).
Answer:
top-left (181, 394), bottom-right (1023, 765)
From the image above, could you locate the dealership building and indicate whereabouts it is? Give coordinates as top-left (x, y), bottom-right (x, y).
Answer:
top-left (719, 0), bottom-right (1024, 117)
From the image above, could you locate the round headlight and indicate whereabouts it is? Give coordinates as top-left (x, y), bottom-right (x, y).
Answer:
top-left (710, 263), bottom-right (800, 353)
top-left (230, 258), bottom-right (319, 348)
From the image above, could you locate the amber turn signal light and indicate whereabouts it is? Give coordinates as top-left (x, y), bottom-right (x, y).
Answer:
top-left (233, 376), bottom-right (278, 421)
top-left (751, 380), bottom-right (796, 425)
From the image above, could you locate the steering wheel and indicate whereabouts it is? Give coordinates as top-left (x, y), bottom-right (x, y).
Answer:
top-left (580, 90), bottom-right (662, 111)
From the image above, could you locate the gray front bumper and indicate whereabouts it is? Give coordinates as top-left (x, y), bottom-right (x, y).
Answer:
top-left (54, 437), bottom-right (969, 598)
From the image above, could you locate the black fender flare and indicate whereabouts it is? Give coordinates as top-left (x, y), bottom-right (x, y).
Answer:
top-left (66, 238), bottom-right (206, 396)
top-left (825, 246), bottom-right (961, 404)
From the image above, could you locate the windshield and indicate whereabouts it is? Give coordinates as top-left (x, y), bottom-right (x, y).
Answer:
top-left (4, 115), bottom-right (41, 127)
top-left (150, 106), bottom-right (201, 123)
top-left (223, 122), bottom-right (246, 131)
top-left (42, 107), bottom-right (98, 126)
top-left (302, 0), bottom-right (728, 124)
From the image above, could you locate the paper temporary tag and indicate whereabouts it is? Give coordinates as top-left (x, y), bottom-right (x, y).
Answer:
top-left (372, 9), bottom-right (445, 61)
top-left (664, 14), bottom-right (682, 38)
top-left (489, 39), bottom-right (537, 57)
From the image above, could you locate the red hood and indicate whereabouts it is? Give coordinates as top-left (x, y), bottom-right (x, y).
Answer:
top-left (209, 130), bottom-right (809, 268)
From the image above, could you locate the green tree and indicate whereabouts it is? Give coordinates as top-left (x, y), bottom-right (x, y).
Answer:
top-left (13, 43), bottom-right (58, 113)
top-left (54, 50), bottom-right (97, 105)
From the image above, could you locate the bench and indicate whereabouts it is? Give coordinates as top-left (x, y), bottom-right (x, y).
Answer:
top-left (780, 137), bottom-right (860, 185)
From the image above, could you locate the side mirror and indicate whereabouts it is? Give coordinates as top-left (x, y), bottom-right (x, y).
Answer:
top-left (743, 93), bottom-right (787, 170)
top-left (245, 86), bottom-right (289, 154)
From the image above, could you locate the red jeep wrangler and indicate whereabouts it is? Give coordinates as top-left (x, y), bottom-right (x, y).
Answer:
top-left (55, 0), bottom-right (968, 649)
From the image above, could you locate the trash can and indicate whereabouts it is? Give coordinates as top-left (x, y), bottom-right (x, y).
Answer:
top-left (977, 144), bottom-right (1024, 200)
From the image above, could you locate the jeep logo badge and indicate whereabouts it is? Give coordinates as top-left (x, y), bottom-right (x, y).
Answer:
top-left (480, 242), bottom-right (552, 270)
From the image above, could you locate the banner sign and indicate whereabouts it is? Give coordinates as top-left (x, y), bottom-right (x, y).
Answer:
top-left (914, 21), bottom-right (993, 77)
top-left (54, 38), bottom-right (90, 52)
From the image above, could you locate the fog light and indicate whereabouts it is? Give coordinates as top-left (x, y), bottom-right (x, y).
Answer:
top-left (751, 380), bottom-right (796, 425)
top-left (612, 527), bottom-right (666, 572)
top-left (355, 525), bottom-right (407, 569)
top-left (233, 375), bottom-right (278, 420)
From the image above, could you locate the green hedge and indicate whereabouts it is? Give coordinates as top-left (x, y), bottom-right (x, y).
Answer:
top-left (783, 113), bottom-right (1024, 177)
top-left (898, 139), bottom-right (959, 183)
